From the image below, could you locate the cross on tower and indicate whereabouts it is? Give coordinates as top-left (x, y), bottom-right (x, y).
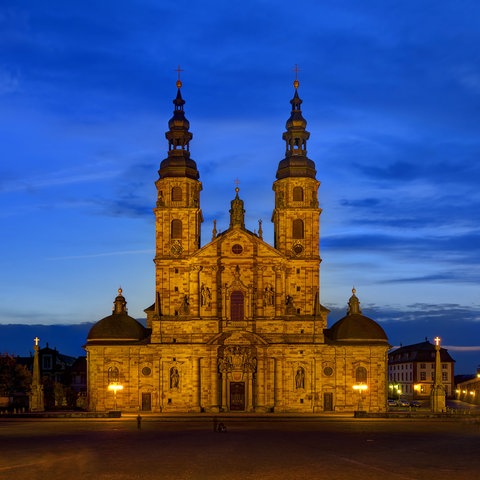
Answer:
top-left (34, 337), bottom-right (40, 347)
top-left (434, 336), bottom-right (441, 346)
top-left (175, 64), bottom-right (184, 79)
top-left (293, 64), bottom-right (300, 80)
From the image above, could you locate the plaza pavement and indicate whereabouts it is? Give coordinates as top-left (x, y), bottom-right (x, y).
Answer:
top-left (1, 414), bottom-right (479, 480)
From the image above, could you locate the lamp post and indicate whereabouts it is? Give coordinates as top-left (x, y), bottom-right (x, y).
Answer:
top-left (108, 383), bottom-right (123, 411)
top-left (353, 383), bottom-right (368, 412)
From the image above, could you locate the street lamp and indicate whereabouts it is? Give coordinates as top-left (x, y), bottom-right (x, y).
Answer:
top-left (108, 383), bottom-right (123, 411)
top-left (353, 383), bottom-right (368, 411)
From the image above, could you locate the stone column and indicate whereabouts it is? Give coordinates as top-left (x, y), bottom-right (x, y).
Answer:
top-left (221, 373), bottom-right (228, 411)
top-left (431, 336), bottom-right (446, 413)
top-left (30, 337), bottom-right (44, 412)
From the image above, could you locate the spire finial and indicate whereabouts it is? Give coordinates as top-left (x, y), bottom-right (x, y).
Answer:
top-left (293, 64), bottom-right (300, 89)
top-left (234, 178), bottom-right (240, 195)
top-left (175, 64), bottom-right (184, 89)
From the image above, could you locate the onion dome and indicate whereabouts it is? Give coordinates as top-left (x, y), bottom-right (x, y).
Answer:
top-left (158, 74), bottom-right (200, 180)
top-left (276, 77), bottom-right (317, 180)
top-left (326, 289), bottom-right (388, 343)
top-left (87, 289), bottom-right (148, 343)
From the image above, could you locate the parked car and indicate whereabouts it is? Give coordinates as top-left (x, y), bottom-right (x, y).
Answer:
top-left (410, 400), bottom-right (421, 408)
top-left (388, 399), bottom-right (397, 407)
top-left (397, 399), bottom-right (410, 407)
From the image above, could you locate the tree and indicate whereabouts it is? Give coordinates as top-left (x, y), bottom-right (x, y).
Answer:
top-left (0, 354), bottom-right (31, 396)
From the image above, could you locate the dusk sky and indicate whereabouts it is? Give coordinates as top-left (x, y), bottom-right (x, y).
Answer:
top-left (1, 1), bottom-right (479, 372)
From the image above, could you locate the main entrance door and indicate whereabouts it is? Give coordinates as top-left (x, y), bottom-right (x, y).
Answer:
top-left (230, 382), bottom-right (245, 411)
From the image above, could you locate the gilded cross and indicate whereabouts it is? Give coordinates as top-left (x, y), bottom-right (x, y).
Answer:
top-left (434, 336), bottom-right (441, 346)
top-left (174, 64), bottom-right (184, 82)
top-left (34, 336), bottom-right (40, 347)
top-left (293, 64), bottom-right (300, 80)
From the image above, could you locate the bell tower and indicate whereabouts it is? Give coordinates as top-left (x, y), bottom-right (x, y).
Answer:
top-left (271, 75), bottom-right (322, 314)
top-left (154, 75), bottom-right (203, 260)
top-left (153, 75), bottom-right (203, 318)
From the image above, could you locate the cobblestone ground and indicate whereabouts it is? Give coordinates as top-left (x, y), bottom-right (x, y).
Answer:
top-left (1, 416), bottom-right (480, 480)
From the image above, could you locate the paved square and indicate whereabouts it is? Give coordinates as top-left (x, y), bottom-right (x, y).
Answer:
top-left (1, 416), bottom-right (479, 479)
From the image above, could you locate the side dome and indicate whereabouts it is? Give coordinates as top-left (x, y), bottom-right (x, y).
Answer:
top-left (87, 289), bottom-right (148, 343)
top-left (327, 289), bottom-right (388, 343)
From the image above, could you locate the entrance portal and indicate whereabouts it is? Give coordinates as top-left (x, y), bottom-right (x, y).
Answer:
top-left (323, 392), bottom-right (333, 411)
top-left (230, 382), bottom-right (245, 411)
top-left (141, 392), bottom-right (152, 412)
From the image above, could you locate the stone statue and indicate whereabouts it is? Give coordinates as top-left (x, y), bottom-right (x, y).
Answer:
top-left (295, 367), bottom-right (305, 389)
top-left (170, 367), bottom-right (179, 389)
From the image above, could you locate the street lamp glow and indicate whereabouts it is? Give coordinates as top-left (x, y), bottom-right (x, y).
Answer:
top-left (108, 383), bottom-right (124, 411)
top-left (108, 384), bottom-right (124, 393)
top-left (353, 384), bottom-right (368, 392)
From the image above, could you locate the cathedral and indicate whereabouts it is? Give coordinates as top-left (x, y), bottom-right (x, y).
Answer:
top-left (85, 76), bottom-right (389, 414)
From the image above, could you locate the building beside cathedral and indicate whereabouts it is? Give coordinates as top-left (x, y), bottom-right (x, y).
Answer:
top-left (85, 77), bottom-right (389, 414)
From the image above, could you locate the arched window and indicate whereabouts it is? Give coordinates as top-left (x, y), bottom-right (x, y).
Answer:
top-left (356, 367), bottom-right (367, 383)
top-left (108, 366), bottom-right (119, 384)
top-left (171, 186), bottom-right (182, 202)
top-left (293, 186), bottom-right (303, 201)
top-left (230, 291), bottom-right (244, 321)
top-left (292, 219), bottom-right (304, 239)
top-left (171, 219), bottom-right (182, 239)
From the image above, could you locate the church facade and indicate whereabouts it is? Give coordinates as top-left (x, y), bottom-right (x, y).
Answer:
top-left (85, 77), bottom-right (389, 414)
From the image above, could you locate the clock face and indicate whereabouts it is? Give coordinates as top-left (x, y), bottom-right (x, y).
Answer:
top-left (292, 243), bottom-right (304, 256)
top-left (170, 240), bottom-right (183, 256)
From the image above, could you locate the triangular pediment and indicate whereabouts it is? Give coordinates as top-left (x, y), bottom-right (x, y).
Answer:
top-left (194, 226), bottom-right (285, 260)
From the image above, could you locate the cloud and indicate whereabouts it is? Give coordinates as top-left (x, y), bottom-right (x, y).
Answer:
top-left (47, 249), bottom-right (152, 261)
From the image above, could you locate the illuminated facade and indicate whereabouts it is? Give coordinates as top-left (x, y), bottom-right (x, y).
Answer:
top-left (388, 340), bottom-right (455, 399)
top-left (85, 78), bottom-right (389, 413)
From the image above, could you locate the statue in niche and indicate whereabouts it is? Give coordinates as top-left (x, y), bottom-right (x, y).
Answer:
top-left (180, 294), bottom-right (190, 315)
top-left (285, 295), bottom-right (295, 315)
top-left (295, 367), bottom-right (305, 389)
top-left (170, 367), bottom-right (180, 389)
top-left (200, 284), bottom-right (211, 307)
top-left (263, 285), bottom-right (275, 306)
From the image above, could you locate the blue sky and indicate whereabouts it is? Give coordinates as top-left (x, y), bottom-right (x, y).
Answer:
top-left (1, 1), bottom-right (479, 372)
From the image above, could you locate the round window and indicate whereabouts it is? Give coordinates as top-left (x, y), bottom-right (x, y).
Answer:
top-left (323, 366), bottom-right (333, 376)
top-left (232, 244), bottom-right (243, 254)
top-left (293, 243), bottom-right (304, 255)
top-left (142, 366), bottom-right (152, 376)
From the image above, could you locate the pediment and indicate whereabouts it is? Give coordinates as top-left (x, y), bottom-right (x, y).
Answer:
top-left (194, 227), bottom-right (284, 260)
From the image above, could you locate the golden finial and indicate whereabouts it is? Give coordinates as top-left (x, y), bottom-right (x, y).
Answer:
top-left (293, 64), bottom-right (300, 89)
top-left (234, 178), bottom-right (240, 194)
top-left (118, 287), bottom-right (123, 295)
top-left (352, 286), bottom-right (356, 295)
top-left (175, 64), bottom-right (184, 88)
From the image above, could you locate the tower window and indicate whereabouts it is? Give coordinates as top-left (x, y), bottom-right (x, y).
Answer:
top-left (171, 219), bottom-right (182, 239)
top-left (171, 186), bottom-right (182, 202)
top-left (293, 186), bottom-right (303, 201)
top-left (292, 219), bottom-right (304, 239)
